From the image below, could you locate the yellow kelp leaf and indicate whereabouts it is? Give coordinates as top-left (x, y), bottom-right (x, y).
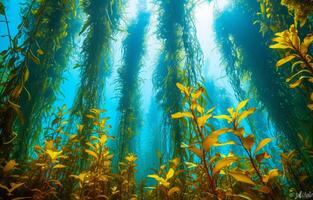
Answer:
top-left (291, 34), bottom-right (300, 50)
top-left (289, 79), bottom-right (302, 88)
top-left (167, 187), bottom-right (180, 196)
top-left (166, 168), bottom-right (175, 180)
top-left (85, 149), bottom-right (98, 159)
top-left (191, 87), bottom-right (204, 100)
top-left (171, 112), bottom-right (193, 119)
top-left (308, 104), bottom-right (313, 110)
top-left (213, 115), bottom-right (232, 123)
top-left (89, 108), bottom-right (106, 114)
top-left (276, 54), bottom-right (297, 68)
top-left (238, 108), bottom-right (256, 124)
top-left (203, 128), bottom-right (233, 151)
top-left (99, 134), bottom-right (108, 145)
top-left (213, 157), bottom-right (237, 176)
top-left (229, 171), bottom-right (256, 185)
top-left (176, 82), bottom-right (190, 96)
top-left (147, 174), bottom-right (162, 182)
top-left (70, 172), bottom-right (88, 183)
top-left (254, 138), bottom-right (272, 154)
top-left (196, 105), bottom-right (204, 113)
top-left (46, 150), bottom-right (62, 160)
top-left (125, 154), bottom-right (137, 162)
top-left (242, 134), bottom-right (255, 151)
top-left (53, 164), bottom-right (66, 169)
top-left (227, 107), bottom-right (235, 118)
top-left (147, 175), bottom-right (169, 187)
top-left (236, 99), bottom-right (249, 113)
top-left (269, 43), bottom-right (290, 49)
top-left (3, 160), bottom-right (17, 173)
top-left (262, 169), bottom-right (279, 183)
top-left (212, 141), bottom-right (237, 147)
top-left (86, 114), bottom-right (95, 119)
top-left (207, 106), bottom-right (216, 114)
top-left (212, 128), bottom-right (233, 136)
top-left (301, 34), bottom-right (313, 54)
top-left (188, 146), bottom-right (203, 158)
top-left (203, 135), bottom-right (218, 152)
top-left (197, 114), bottom-right (212, 127)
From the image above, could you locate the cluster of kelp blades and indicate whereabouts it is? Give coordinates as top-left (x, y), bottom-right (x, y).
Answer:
top-left (0, 83), bottom-right (310, 200)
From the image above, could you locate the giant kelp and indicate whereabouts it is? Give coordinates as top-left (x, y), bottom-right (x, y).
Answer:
top-left (214, 0), bottom-right (313, 171)
top-left (69, 0), bottom-right (122, 167)
top-left (153, 0), bottom-right (202, 160)
top-left (0, 0), bottom-right (77, 160)
top-left (116, 11), bottom-right (150, 161)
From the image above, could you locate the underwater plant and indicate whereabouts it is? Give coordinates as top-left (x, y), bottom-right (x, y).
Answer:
top-left (270, 24), bottom-right (313, 110)
top-left (153, 0), bottom-right (202, 160)
top-left (68, 0), bottom-right (122, 169)
top-left (281, 0), bottom-right (313, 27)
top-left (116, 11), bottom-right (150, 161)
top-left (0, 0), bottom-right (77, 161)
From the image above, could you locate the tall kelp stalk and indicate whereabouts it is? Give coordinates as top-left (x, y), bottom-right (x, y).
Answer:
top-left (153, 0), bottom-right (202, 161)
top-left (0, 0), bottom-right (77, 161)
top-left (116, 11), bottom-right (150, 161)
top-left (69, 0), bottom-right (122, 169)
top-left (214, 0), bottom-right (313, 179)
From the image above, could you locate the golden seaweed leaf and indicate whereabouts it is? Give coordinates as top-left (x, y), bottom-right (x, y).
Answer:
top-left (229, 171), bottom-right (256, 185)
top-left (125, 154), bottom-right (137, 162)
top-left (212, 157), bottom-right (237, 176)
top-left (236, 99), bottom-right (249, 113)
top-left (238, 108), bottom-right (256, 124)
top-left (166, 168), bottom-right (175, 180)
top-left (191, 86), bottom-right (204, 100)
top-left (197, 114), bottom-right (212, 127)
top-left (254, 138), bottom-right (272, 154)
top-left (85, 149), bottom-right (98, 159)
top-left (53, 164), bottom-right (66, 169)
top-left (276, 54), bottom-right (297, 67)
top-left (3, 160), bottom-right (17, 173)
top-left (262, 169), bottom-right (279, 183)
top-left (188, 146), bottom-right (203, 158)
top-left (46, 150), bottom-right (62, 160)
top-left (213, 115), bottom-right (232, 123)
top-left (148, 168), bottom-right (175, 188)
top-left (203, 128), bottom-right (233, 151)
top-left (176, 82), bottom-right (190, 96)
top-left (171, 112), bottom-right (193, 119)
